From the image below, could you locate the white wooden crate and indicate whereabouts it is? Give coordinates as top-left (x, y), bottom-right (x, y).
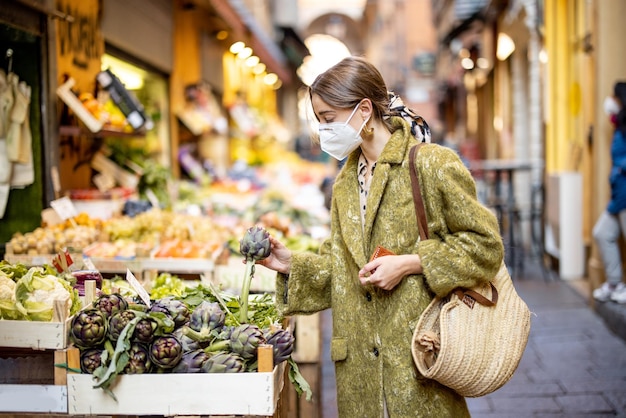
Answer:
top-left (0, 384), bottom-right (68, 413)
top-left (66, 362), bottom-right (286, 416)
top-left (0, 317), bottom-right (72, 349)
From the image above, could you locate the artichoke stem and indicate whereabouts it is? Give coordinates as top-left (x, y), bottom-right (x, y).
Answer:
top-left (239, 260), bottom-right (255, 323)
top-left (183, 326), bottom-right (211, 342)
top-left (203, 339), bottom-right (230, 353)
top-left (104, 339), bottom-right (115, 357)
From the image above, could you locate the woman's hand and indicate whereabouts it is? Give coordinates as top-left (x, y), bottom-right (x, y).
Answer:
top-left (358, 254), bottom-right (422, 290)
top-left (255, 235), bottom-right (292, 275)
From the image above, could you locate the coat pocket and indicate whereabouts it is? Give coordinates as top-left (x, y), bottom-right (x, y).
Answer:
top-left (330, 337), bottom-right (348, 362)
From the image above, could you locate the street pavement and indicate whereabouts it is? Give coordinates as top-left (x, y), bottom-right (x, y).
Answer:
top-left (319, 261), bottom-right (626, 417)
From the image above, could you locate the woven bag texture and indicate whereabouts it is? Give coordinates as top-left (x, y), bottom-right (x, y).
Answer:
top-left (411, 261), bottom-right (531, 397)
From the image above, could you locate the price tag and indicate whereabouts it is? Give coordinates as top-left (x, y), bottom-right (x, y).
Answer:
top-left (125, 269), bottom-right (151, 308)
top-left (83, 257), bottom-right (97, 271)
top-left (50, 196), bottom-right (78, 221)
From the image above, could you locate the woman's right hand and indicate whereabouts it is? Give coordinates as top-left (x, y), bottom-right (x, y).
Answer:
top-left (256, 235), bottom-right (292, 275)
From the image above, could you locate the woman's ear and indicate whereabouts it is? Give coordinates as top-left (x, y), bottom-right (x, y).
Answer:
top-left (359, 98), bottom-right (374, 120)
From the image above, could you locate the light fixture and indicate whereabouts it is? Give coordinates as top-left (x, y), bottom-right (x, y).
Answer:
top-left (461, 57), bottom-right (474, 70)
top-left (263, 73), bottom-right (278, 86)
top-left (245, 55), bottom-right (260, 67)
top-left (253, 63), bottom-right (266, 75)
top-left (238, 47), bottom-right (253, 59)
top-left (496, 33), bottom-right (515, 61)
top-left (216, 30), bottom-right (228, 41)
top-left (476, 57), bottom-right (489, 69)
top-left (229, 41), bottom-right (245, 54)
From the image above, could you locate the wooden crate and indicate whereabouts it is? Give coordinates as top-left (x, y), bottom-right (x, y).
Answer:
top-left (0, 349), bottom-right (70, 414)
top-left (0, 317), bottom-right (72, 350)
top-left (291, 312), bottom-right (321, 363)
top-left (66, 362), bottom-right (286, 416)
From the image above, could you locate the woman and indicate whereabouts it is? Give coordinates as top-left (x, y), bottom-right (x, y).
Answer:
top-left (258, 56), bottom-right (504, 417)
top-left (593, 81), bottom-right (626, 304)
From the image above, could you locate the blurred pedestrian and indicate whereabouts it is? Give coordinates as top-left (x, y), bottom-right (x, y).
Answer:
top-left (257, 56), bottom-right (504, 417)
top-left (593, 81), bottom-right (626, 303)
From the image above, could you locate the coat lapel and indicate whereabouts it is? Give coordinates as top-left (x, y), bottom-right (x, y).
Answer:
top-left (363, 119), bottom-right (414, 244)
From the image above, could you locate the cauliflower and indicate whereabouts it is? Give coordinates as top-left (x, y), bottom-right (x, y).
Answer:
top-left (0, 274), bottom-right (20, 319)
top-left (15, 266), bottom-right (80, 321)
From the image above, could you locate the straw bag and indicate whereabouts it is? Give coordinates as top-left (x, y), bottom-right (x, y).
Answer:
top-left (408, 144), bottom-right (531, 398)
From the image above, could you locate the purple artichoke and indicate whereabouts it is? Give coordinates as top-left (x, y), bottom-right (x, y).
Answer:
top-left (239, 226), bottom-right (271, 262)
top-left (108, 309), bottom-right (137, 342)
top-left (149, 334), bottom-right (183, 369)
top-left (265, 328), bottom-right (295, 364)
top-left (93, 293), bottom-right (128, 319)
top-left (70, 309), bottom-right (108, 348)
top-left (184, 301), bottom-right (225, 342)
top-left (201, 352), bottom-right (245, 373)
top-left (238, 226), bottom-right (272, 323)
top-left (172, 349), bottom-right (209, 373)
top-left (229, 324), bottom-right (266, 360)
top-left (132, 317), bottom-right (158, 344)
top-left (124, 342), bottom-right (153, 374)
top-left (80, 348), bottom-right (104, 374)
top-left (149, 297), bottom-right (190, 328)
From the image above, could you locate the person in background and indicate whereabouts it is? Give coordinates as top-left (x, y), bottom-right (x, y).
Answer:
top-left (593, 81), bottom-right (626, 304)
top-left (256, 56), bottom-right (504, 417)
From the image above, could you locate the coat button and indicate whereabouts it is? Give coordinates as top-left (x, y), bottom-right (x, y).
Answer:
top-left (373, 347), bottom-right (379, 357)
top-left (366, 292), bottom-right (372, 301)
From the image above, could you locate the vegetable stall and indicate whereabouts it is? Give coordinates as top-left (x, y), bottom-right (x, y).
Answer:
top-left (0, 181), bottom-right (328, 416)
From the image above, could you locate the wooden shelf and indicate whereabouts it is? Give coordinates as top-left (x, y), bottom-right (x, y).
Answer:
top-left (59, 125), bottom-right (146, 138)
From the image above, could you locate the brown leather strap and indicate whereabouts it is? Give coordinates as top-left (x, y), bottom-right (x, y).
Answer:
top-left (409, 143), bottom-right (498, 308)
top-left (409, 144), bottom-right (429, 241)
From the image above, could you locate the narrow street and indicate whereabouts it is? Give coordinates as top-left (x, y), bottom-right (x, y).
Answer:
top-left (320, 261), bottom-right (626, 417)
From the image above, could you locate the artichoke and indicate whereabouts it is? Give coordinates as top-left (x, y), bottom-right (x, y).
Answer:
top-left (239, 226), bottom-right (271, 262)
top-left (132, 317), bottom-right (158, 344)
top-left (80, 348), bottom-right (104, 374)
top-left (184, 301), bottom-right (225, 342)
top-left (70, 308), bottom-right (108, 348)
top-left (229, 323), bottom-right (266, 360)
top-left (149, 334), bottom-right (183, 369)
top-left (201, 352), bottom-right (245, 373)
top-left (93, 293), bottom-right (128, 319)
top-left (265, 328), bottom-right (295, 364)
top-left (124, 342), bottom-right (153, 374)
top-left (108, 309), bottom-right (137, 342)
top-left (173, 327), bottom-right (202, 352)
top-left (149, 297), bottom-right (190, 328)
top-left (172, 349), bottom-right (209, 373)
top-left (238, 226), bottom-right (271, 323)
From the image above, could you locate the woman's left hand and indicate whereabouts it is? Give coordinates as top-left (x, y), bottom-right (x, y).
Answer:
top-left (358, 254), bottom-right (422, 290)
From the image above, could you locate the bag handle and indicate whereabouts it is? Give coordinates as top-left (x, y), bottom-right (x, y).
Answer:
top-left (408, 144), bottom-right (498, 307)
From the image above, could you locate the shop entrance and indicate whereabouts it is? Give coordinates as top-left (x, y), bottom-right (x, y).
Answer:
top-left (0, 23), bottom-right (44, 246)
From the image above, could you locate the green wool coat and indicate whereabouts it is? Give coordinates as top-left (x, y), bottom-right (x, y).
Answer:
top-left (277, 117), bottom-right (504, 417)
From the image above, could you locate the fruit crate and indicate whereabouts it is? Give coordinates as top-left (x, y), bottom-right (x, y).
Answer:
top-left (66, 361), bottom-right (287, 416)
top-left (0, 317), bottom-right (72, 350)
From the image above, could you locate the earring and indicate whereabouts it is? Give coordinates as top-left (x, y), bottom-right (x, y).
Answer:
top-left (363, 123), bottom-right (374, 136)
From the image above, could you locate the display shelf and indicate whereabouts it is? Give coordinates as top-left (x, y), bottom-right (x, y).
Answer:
top-left (66, 362), bottom-right (286, 416)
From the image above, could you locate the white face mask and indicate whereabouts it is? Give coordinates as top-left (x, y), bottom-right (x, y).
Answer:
top-left (319, 103), bottom-right (369, 161)
top-left (604, 96), bottom-right (620, 116)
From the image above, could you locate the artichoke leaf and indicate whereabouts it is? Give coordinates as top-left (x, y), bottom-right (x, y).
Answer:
top-left (92, 314), bottom-right (145, 393)
top-left (287, 357), bottom-right (313, 402)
